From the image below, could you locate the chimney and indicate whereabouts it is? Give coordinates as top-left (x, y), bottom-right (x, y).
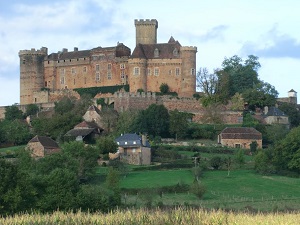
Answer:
top-left (62, 48), bottom-right (68, 53)
top-left (74, 47), bottom-right (78, 51)
top-left (264, 106), bottom-right (268, 115)
top-left (141, 134), bottom-right (147, 146)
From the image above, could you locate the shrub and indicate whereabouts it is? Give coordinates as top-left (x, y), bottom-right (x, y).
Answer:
top-left (190, 181), bottom-right (206, 199)
top-left (159, 83), bottom-right (169, 94)
top-left (210, 156), bottom-right (222, 170)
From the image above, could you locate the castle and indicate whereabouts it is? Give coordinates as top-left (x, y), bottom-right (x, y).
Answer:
top-left (19, 19), bottom-right (197, 105)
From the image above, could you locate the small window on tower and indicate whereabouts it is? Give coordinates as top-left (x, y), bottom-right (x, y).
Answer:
top-left (154, 48), bottom-right (159, 57)
top-left (22, 59), bottom-right (26, 64)
top-left (173, 48), bottom-right (178, 56)
top-left (108, 63), bottom-right (112, 70)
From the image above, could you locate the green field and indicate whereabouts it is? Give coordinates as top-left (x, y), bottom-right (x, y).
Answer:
top-left (120, 169), bottom-right (193, 188)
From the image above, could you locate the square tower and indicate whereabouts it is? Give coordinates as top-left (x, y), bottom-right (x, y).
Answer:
top-left (135, 19), bottom-right (158, 45)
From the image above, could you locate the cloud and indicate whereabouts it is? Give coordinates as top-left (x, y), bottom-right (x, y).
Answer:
top-left (199, 25), bottom-right (228, 41)
top-left (242, 26), bottom-right (300, 58)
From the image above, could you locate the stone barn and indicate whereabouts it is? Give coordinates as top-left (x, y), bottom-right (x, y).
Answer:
top-left (27, 135), bottom-right (60, 158)
top-left (218, 127), bottom-right (262, 149)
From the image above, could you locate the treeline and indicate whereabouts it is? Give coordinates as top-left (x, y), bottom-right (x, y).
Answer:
top-left (0, 141), bottom-right (120, 215)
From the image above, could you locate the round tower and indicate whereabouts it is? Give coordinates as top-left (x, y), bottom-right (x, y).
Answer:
top-left (180, 46), bottom-right (197, 97)
top-left (19, 47), bottom-right (48, 105)
top-left (288, 89), bottom-right (297, 104)
top-left (135, 19), bottom-right (158, 45)
top-left (128, 58), bottom-right (147, 92)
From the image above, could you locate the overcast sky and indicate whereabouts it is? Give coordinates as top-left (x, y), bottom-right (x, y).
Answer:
top-left (0, 0), bottom-right (299, 106)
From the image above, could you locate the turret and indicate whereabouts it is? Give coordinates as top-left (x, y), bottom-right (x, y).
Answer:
top-left (180, 46), bottom-right (197, 97)
top-left (288, 89), bottom-right (297, 104)
top-left (135, 19), bottom-right (158, 45)
top-left (19, 47), bottom-right (48, 105)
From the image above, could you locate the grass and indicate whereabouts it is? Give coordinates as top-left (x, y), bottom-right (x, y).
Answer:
top-left (0, 145), bottom-right (25, 152)
top-left (120, 169), bottom-right (194, 188)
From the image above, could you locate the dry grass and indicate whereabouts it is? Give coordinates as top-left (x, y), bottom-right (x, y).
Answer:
top-left (1, 208), bottom-right (300, 225)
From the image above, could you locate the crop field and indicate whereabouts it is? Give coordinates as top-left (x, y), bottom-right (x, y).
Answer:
top-left (1, 208), bottom-right (300, 225)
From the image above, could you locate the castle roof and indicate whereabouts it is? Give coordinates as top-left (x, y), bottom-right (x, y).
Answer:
top-left (47, 50), bottom-right (90, 60)
top-left (265, 106), bottom-right (286, 117)
top-left (131, 37), bottom-right (181, 59)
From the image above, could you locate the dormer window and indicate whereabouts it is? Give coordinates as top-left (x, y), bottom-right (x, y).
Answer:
top-left (173, 48), bottom-right (178, 56)
top-left (154, 48), bottom-right (159, 58)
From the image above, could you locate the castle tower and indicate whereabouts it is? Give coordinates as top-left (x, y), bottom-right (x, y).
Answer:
top-left (128, 58), bottom-right (148, 92)
top-left (19, 47), bottom-right (48, 105)
top-left (180, 46), bottom-right (197, 97)
top-left (135, 19), bottom-right (158, 45)
top-left (288, 89), bottom-right (297, 104)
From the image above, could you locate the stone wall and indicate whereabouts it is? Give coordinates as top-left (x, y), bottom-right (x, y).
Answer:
top-left (220, 138), bottom-right (262, 149)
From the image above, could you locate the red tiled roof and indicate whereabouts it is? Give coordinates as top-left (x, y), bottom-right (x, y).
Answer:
top-left (220, 127), bottom-right (262, 140)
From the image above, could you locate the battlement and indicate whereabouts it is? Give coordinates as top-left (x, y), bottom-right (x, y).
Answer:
top-left (19, 47), bottom-right (48, 56)
top-left (180, 46), bottom-right (197, 52)
top-left (135, 19), bottom-right (158, 28)
top-left (114, 92), bottom-right (156, 98)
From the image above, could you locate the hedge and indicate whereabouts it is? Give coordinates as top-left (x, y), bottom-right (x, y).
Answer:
top-left (74, 85), bottom-right (129, 97)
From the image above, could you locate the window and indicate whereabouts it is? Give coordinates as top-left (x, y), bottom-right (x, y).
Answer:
top-left (175, 68), bottom-right (180, 76)
top-left (168, 69), bottom-right (172, 75)
top-left (120, 64), bottom-right (125, 69)
top-left (107, 63), bottom-right (112, 70)
top-left (173, 48), bottom-right (178, 56)
top-left (95, 72), bottom-right (100, 82)
top-left (154, 48), bottom-right (159, 57)
top-left (107, 71), bottom-right (112, 80)
top-left (133, 141), bottom-right (136, 144)
top-left (83, 66), bottom-right (87, 73)
top-left (92, 55), bottom-right (98, 61)
top-left (45, 81), bottom-right (47, 87)
top-left (235, 144), bottom-right (241, 148)
top-left (60, 68), bottom-right (65, 75)
top-left (191, 68), bottom-right (195, 75)
top-left (96, 64), bottom-right (100, 71)
top-left (120, 71), bottom-right (125, 79)
top-left (84, 77), bottom-right (87, 84)
top-left (154, 67), bottom-right (159, 76)
top-left (22, 59), bottom-right (26, 64)
top-left (147, 68), bottom-right (151, 76)
top-left (134, 67), bottom-right (140, 75)
top-left (60, 76), bottom-right (65, 84)
top-left (71, 67), bottom-right (76, 74)
top-left (73, 79), bottom-right (75, 85)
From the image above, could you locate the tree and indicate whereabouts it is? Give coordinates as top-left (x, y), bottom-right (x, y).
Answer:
top-left (210, 156), bottom-right (222, 170)
top-left (279, 102), bottom-right (300, 128)
top-left (54, 96), bottom-right (75, 115)
top-left (254, 150), bottom-right (274, 175)
top-left (115, 109), bottom-right (139, 135)
top-left (196, 67), bottom-right (218, 97)
top-left (25, 104), bottom-right (39, 116)
top-left (201, 103), bottom-right (224, 125)
top-left (273, 126), bottom-right (300, 173)
top-left (5, 105), bottom-right (23, 121)
top-left (169, 109), bottom-right (192, 141)
top-left (97, 136), bottom-right (118, 156)
top-left (132, 104), bottom-right (170, 137)
top-left (2, 120), bottom-right (32, 145)
top-left (242, 81), bottom-right (278, 111)
top-left (220, 55), bottom-right (260, 97)
top-left (159, 83), bottom-right (169, 94)
top-left (230, 93), bottom-right (244, 111)
top-left (224, 156), bottom-right (233, 176)
top-left (234, 149), bottom-right (245, 168)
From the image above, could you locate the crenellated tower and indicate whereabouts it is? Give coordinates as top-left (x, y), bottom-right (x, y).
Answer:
top-left (180, 46), bottom-right (197, 97)
top-left (19, 47), bottom-right (48, 105)
top-left (135, 19), bottom-right (158, 45)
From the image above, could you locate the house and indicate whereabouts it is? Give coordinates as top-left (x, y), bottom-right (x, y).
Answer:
top-left (218, 127), bottom-right (262, 149)
top-left (263, 106), bottom-right (289, 126)
top-left (65, 120), bottom-right (103, 142)
top-left (27, 135), bottom-right (60, 158)
top-left (112, 133), bottom-right (151, 165)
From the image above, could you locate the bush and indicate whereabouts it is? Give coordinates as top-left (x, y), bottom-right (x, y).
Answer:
top-left (210, 156), bottom-right (222, 170)
top-left (159, 83), bottom-right (169, 94)
top-left (190, 181), bottom-right (206, 199)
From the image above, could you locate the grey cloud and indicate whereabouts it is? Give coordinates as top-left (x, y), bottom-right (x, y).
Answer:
top-left (199, 25), bottom-right (228, 41)
top-left (242, 27), bottom-right (300, 58)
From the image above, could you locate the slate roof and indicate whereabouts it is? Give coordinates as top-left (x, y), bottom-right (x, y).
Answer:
top-left (28, 135), bottom-right (59, 149)
top-left (115, 133), bottom-right (150, 147)
top-left (220, 127), bottom-right (262, 140)
top-left (65, 120), bottom-right (103, 137)
top-left (131, 36), bottom-right (181, 59)
top-left (265, 107), bottom-right (286, 117)
top-left (74, 120), bottom-right (103, 130)
top-left (47, 50), bottom-right (90, 60)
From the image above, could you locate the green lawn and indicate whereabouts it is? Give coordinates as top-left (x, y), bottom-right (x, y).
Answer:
top-left (0, 145), bottom-right (25, 153)
top-left (120, 169), bottom-right (194, 188)
top-left (202, 170), bottom-right (300, 201)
